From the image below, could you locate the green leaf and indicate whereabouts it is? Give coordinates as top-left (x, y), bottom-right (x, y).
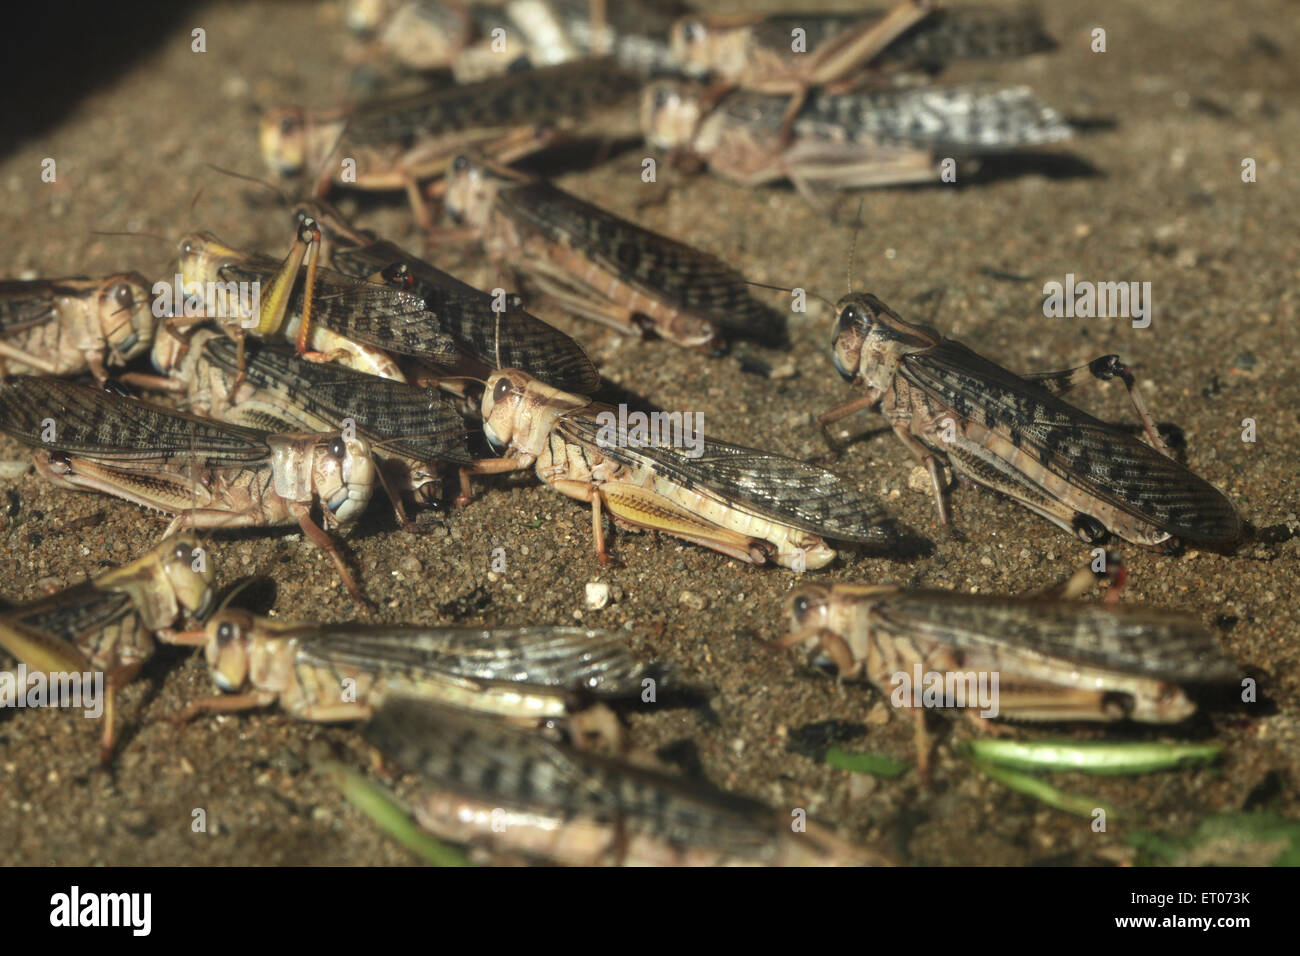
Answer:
top-left (1128, 812), bottom-right (1300, 866)
top-left (824, 747), bottom-right (909, 777)
top-left (969, 757), bottom-right (1117, 820)
top-left (317, 758), bottom-right (471, 867)
top-left (964, 739), bottom-right (1221, 775)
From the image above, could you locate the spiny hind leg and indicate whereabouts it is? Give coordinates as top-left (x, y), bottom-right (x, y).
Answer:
top-left (1024, 354), bottom-right (1174, 458)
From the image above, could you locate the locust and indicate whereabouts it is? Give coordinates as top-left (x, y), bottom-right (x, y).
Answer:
top-left (169, 607), bottom-right (657, 746)
top-left (670, 2), bottom-right (1055, 90)
top-left (642, 81), bottom-right (1072, 199)
top-left (173, 226), bottom-right (456, 384)
top-left (777, 565), bottom-right (1242, 775)
top-left (350, 0), bottom-right (685, 82)
top-left (365, 698), bottom-right (888, 865)
top-left (0, 273), bottom-right (157, 382)
top-left (473, 368), bottom-right (896, 568)
top-left (0, 376), bottom-right (375, 602)
top-left (152, 327), bottom-right (477, 519)
top-left (295, 200), bottom-right (600, 394)
top-left (259, 58), bottom-right (645, 227)
top-left (443, 154), bottom-right (786, 350)
top-left (0, 533), bottom-right (215, 763)
top-left (817, 292), bottom-right (1241, 550)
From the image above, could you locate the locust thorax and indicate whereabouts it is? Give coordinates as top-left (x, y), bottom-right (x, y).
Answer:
top-left (95, 273), bottom-right (156, 365)
top-left (482, 369), bottom-right (583, 460)
top-left (832, 293), bottom-right (940, 394)
top-left (640, 80), bottom-right (701, 151)
top-left (668, 18), bottom-right (748, 79)
top-left (443, 154), bottom-right (505, 227)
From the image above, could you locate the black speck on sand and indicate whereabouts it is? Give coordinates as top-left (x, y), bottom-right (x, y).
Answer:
top-left (0, 1), bottom-right (1295, 865)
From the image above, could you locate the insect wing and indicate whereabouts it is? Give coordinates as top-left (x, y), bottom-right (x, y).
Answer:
top-left (499, 183), bottom-right (786, 344)
top-left (900, 341), bottom-right (1240, 544)
top-left (0, 377), bottom-right (271, 467)
top-left (0, 281), bottom-right (63, 336)
top-left (295, 625), bottom-right (650, 697)
top-left (870, 591), bottom-right (1240, 684)
top-left (560, 410), bottom-right (896, 545)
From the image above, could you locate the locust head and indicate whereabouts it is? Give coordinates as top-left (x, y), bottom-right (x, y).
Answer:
top-left (99, 532), bottom-right (217, 632)
top-left (668, 17), bottom-right (750, 80)
top-left (95, 273), bottom-right (156, 367)
top-left (204, 608), bottom-right (256, 693)
top-left (482, 369), bottom-right (584, 460)
top-left (443, 154), bottom-right (506, 228)
top-left (259, 107), bottom-right (309, 177)
top-left (640, 80), bottom-right (701, 151)
top-left (831, 293), bottom-right (941, 394)
top-left (311, 434), bottom-right (376, 527)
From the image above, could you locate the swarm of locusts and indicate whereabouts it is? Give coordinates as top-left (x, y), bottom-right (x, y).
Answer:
top-left (0, 1), bottom-right (1251, 867)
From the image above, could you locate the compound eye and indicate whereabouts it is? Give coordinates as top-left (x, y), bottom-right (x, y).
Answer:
top-left (792, 595), bottom-right (810, 621)
top-left (653, 85), bottom-right (671, 108)
top-left (113, 283), bottom-right (134, 309)
top-left (180, 239), bottom-right (194, 258)
top-left (329, 437), bottom-right (347, 460)
top-left (172, 543), bottom-right (192, 563)
top-left (280, 115), bottom-right (299, 136)
top-left (452, 154), bottom-right (469, 172)
top-left (492, 377), bottom-right (511, 404)
top-left (682, 21), bottom-right (704, 43)
top-left (839, 304), bottom-right (860, 327)
top-left (216, 620), bottom-right (236, 645)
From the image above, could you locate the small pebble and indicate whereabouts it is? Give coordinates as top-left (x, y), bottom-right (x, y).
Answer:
top-left (585, 581), bottom-right (611, 610)
top-left (679, 590), bottom-right (708, 610)
top-left (399, 555), bottom-right (422, 574)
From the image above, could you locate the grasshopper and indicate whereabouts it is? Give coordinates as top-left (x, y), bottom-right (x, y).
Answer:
top-left (174, 226), bottom-right (454, 383)
top-left (474, 368), bottom-right (897, 568)
top-left (169, 607), bottom-right (656, 742)
top-left (443, 154), bottom-right (785, 350)
top-left (670, 3), bottom-right (1055, 89)
top-left (817, 293), bottom-right (1241, 550)
top-left (0, 274), bottom-right (156, 382)
top-left (351, 0), bottom-right (685, 81)
top-left (365, 698), bottom-right (888, 865)
top-left (296, 200), bottom-right (601, 394)
top-left (0, 533), bottom-right (214, 763)
top-left (0, 377), bottom-right (374, 603)
top-left (778, 565), bottom-right (1242, 776)
top-left (259, 58), bottom-right (644, 228)
top-left (642, 81), bottom-right (1071, 199)
top-left (152, 328), bottom-right (477, 519)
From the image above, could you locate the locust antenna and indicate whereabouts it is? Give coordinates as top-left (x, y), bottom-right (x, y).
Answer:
top-left (206, 164), bottom-right (290, 205)
top-left (746, 279), bottom-right (837, 313)
top-left (846, 197), bottom-right (864, 295)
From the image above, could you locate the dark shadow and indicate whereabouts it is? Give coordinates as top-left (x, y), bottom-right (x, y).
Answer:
top-left (0, 2), bottom-right (204, 163)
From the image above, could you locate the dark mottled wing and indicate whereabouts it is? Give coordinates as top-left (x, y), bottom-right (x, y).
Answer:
top-left (294, 625), bottom-right (651, 696)
top-left (900, 341), bottom-right (1240, 545)
top-left (790, 84), bottom-right (1071, 151)
top-left (307, 272), bottom-right (460, 364)
top-left (871, 592), bottom-right (1240, 683)
top-left (367, 700), bottom-right (783, 858)
top-left (0, 377), bottom-right (271, 467)
top-left (344, 59), bottom-right (642, 144)
top-left (0, 281), bottom-right (63, 335)
top-left (882, 5), bottom-right (1055, 67)
top-left (203, 338), bottom-right (476, 465)
top-left (499, 182), bottom-right (786, 344)
top-left (560, 409), bottom-right (895, 545)
top-left (331, 244), bottom-right (599, 393)
top-left (7, 582), bottom-right (132, 646)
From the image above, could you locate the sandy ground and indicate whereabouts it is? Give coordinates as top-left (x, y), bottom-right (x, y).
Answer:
top-left (0, 0), bottom-right (1296, 865)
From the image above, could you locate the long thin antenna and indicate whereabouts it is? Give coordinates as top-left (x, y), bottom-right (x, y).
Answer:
top-left (846, 197), bottom-right (865, 294)
top-left (746, 278), bottom-right (837, 313)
